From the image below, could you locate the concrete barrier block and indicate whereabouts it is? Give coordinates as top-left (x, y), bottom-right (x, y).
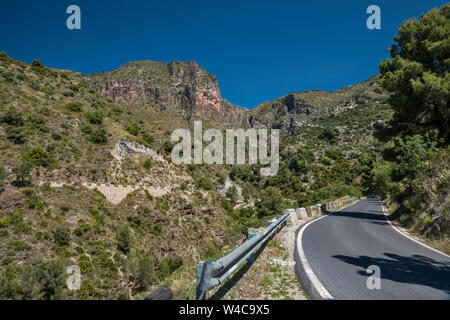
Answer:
top-left (306, 206), bottom-right (313, 217)
top-left (296, 207), bottom-right (308, 220)
top-left (315, 204), bottom-right (322, 216)
top-left (283, 209), bottom-right (297, 224)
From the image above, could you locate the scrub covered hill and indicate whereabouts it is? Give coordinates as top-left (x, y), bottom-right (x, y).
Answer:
top-left (0, 51), bottom-right (393, 300)
top-left (0, 53), bottom-right (250, 300)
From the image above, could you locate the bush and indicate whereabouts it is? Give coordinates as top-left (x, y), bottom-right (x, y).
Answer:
top-left (126, 125), bottom-right (139, 136)
top-left (88, 129), bottom-right (108, 144)
top-left (156, 257), bottom-right (183, 280)
top-left (34, 260), bottom-right (66, 300)
top-left (86, 111), bottom-right (103, 125)
top-left (320, 157), bottom-right (333, 166)
top-left (195, 177), bottom-right (213, 190)
top-left (152, 223), bottom-right (163, 236)
top-left (136, 258), bottom-right (156, 291)
top-left (6, 126), bottom-right (26, 144)
top-left (117, 225), bottom-right (131, 254)
top-left (53, 227), bottom-right (71, 246)
top-left (142, 133), bottom-right (154, 146)
top-left (318, 127), bottom-right (339, 144)
top-left (66, 102), bottom-right (83, 112)
top-left (325, 149), bottom-right (342, 160)
top-left (62, 91), bottom-right (74, 97)
top-left (1, 107), bottom-right (24, 126)
top-left (22, 148), bottom-right (54, 167)
top-left (0, 165), bottom-right (7, 188)
top-left (143, 158), bottom-right (152, 169)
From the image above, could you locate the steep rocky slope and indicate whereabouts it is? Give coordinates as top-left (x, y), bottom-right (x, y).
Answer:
top-left (88, 61), bottom-right (249, 128)
top-left (249, 75), bottom-right (386, 135)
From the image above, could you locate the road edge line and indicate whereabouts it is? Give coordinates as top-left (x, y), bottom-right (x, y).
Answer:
top-left (294, 200), bottom-right (360, 300)
top-left (381, 203), bottom-right (450, 259)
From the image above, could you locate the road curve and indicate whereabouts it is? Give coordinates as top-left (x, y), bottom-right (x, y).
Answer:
top-left (296, 198), bottom-right (450, 300)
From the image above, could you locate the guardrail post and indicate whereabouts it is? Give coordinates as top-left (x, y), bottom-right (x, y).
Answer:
top-left (196, 259), bottom-right (215, 300)
top-left (247, 228), bottom-right (258, 265)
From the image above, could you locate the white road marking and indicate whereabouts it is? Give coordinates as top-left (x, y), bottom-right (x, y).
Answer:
top-left (296, 200), bottom-right (360, 299)
top-left (380, 203), bottom-right (450, 259)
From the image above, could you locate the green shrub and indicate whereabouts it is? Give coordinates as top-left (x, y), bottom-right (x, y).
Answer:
top-left (142, 158), bottom-right (152, 169)
top-left (22, 148), bottom-right (53, 167)
top-left (0, 165), bottom-right (7, 188)
top-left (53, 227), bottom-right (71, 246)
top-left (86, 111), bottom-right (103, 125)
top-left (117, 225), bottom-right (131, 254)
top-left (66, 102), bottom-right (83, 112)
top-left (318, 127), bottom-right (339, 144)
top-left (8, 240), bottom-right (31, 251)
top-left (5, 126), bottom-right (26, 144)
top-left (126, 125), bottom-right (139, 136)
top-left (136, 257), bottom-right (156, 291)
top-left (1, 107), bottom-right (24, 126)
top-left (156, 257), bottom-right (183, 280)
top-left (142, 132), bottom-right (154, 146)
top-left (34, 260), bottom-right (67, 299)
top-left (62, 91), bottom-right (74, 97)
top-left (89, 129), bottom-right (108, 144)
top-left (195, 176), bottom-right (213, 190)
top-left (320, 157), bottom-right (333, 166)
top-left (152, 223), bottom-right (163, 235)
top-left (256, 186), bottom-right (283, 217)
top-left (12, 162), bottom-right (33, 186)
top-left (226, 185), bottom-right (239, 205)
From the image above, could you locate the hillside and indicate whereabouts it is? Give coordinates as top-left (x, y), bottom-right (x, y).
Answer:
top-left (0, 53), bottom-right (250, 299)
top-left (0, 52), bottom-right (393, 300)
top-left (249, 75), bottom-right (386, 135)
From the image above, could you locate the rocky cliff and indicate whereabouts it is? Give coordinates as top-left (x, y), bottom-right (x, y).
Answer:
top-left (249, 75), bottom-right (386, 135)
top-left (88, 60), bottom-right (249, 128)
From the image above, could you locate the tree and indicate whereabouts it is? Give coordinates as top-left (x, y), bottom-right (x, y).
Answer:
top-left (12, 162), bottom-right (32, 187)
top-left (225, 185), bottom-right (239, 205)
top-left (241, 182), bottom-right (253, 203)
top-left (34, 260), bottom-right (66, 300)
top-left (379, 4), bottom-right (450, 141)
top-left (256, 186), bottom-right (283, 217)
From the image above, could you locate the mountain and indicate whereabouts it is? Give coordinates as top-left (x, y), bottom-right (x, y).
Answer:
top-left (249, 75), bottom-right (386, 135)
top-left (88, 60), bottom-right (249, 128)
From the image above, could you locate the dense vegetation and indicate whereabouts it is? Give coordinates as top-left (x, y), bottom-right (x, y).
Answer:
top-left (371, 4), bottom-right (449, 250)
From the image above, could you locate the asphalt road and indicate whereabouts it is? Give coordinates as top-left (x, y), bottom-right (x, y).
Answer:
top-left (299, 198), bottom-right (450, 299)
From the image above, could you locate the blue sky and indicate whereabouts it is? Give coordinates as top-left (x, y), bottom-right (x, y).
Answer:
top-left (0, 1), bottom-right (446, 108)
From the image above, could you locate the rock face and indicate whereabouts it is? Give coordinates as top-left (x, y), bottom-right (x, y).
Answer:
top-left (89, 61), bottom-right (249, 128)
top-left (249, 75), bottom-right (386, 135)
top-left (249, 93), bottom-right (330, 134)
top-left (89, 61), bottom-right (385, 134)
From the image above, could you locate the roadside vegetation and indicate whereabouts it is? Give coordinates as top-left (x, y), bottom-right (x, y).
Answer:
top-left (370, 4), bottom-right (449, 253)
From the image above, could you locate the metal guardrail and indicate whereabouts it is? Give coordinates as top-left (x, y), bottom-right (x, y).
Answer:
top-left (195, 212), bottom-right (289, 300)
top-left (341, 197), bottom-right (358, 204)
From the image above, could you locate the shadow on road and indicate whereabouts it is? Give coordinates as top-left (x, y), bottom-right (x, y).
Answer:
top-left (332, 211), bottom-right (387, 222)
top-left (332, 253), bottom-right (450, 294)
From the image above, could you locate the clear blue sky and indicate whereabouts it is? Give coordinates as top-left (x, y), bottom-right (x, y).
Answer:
top-left (0, 1), bottom-right (446, 108)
